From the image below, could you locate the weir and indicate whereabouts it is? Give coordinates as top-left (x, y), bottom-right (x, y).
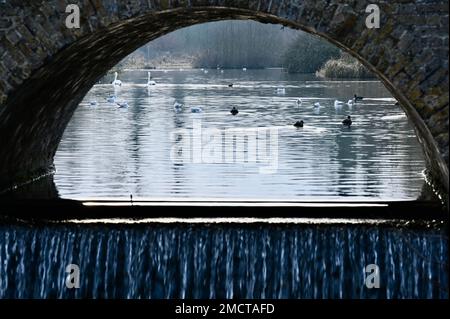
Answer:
top-left (0, 223), bottom-right (447, 299)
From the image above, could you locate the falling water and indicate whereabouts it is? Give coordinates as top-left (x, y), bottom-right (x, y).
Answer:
top-left (0, 224), bottom-right (447, 299)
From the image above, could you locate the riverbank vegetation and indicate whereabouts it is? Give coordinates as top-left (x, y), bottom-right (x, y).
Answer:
top-left (117, 20), bottom-right (373, 79)
top-left (281, 33), bottom-right (340, 73)
top-left (316, 53), bottom-right (375, 79)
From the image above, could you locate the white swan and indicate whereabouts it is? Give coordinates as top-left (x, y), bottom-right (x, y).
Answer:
top-left (334, 100), bottom-right (344, 107)
top-left (147, 72), bottom-right (156, 86)
top-left (173, 102), bottom-right (183, 112)
top-left (112, 72), bottom-right (122, 87)
top-left (191, 106), bottom-right (203, 113)
top-left (314, 102), bottom-right (321, 108)
top-left (347, 99), bottom-right (354, 106)
top-left (242, 67), bottom-right (247, 71)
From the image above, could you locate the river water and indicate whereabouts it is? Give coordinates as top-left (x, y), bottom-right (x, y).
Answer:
top-left (54, 69), bottom-right (427, 201)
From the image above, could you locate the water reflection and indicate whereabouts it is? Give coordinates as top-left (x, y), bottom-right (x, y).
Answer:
top-left (54, 69), bottom-right (426, 200)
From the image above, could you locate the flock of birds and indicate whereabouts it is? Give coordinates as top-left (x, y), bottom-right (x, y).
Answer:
top-left (89, 71), bottom-right (157, 109)
top-left (291, 94), bottom-right (363, 128)
top-left (89, 68), bottom-right (363, 127)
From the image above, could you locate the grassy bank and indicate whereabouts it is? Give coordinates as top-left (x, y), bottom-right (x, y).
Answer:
top-left (114, 51), bottom-right (194, 70)
top-left (316, 53), bottom-right (375, 79)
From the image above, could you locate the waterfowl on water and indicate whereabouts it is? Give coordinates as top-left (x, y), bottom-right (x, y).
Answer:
top-left (89, 101), bottom-right (98, 107)
top-left (191, 106), bottom-right (203, 113)
top-left (314, 102), bottom-right (321, 108)
top-left (112, 72), bottom-right (122, 87)
top-left (296, 98), bottom-right (302, 106)
top-left (334, 100), bottom-right (344, 107)
top-left (230, 107), bottom-right (239, 115)
top-left (347, 99), bottom-right (354, 106)
top-left (173, 102), bottom-right (183, 112)
top-left (354, 94), bottom-right (363, 101)
top-left (228, 83), bottom-right (234, 88)
top-left (342, 115), bottom-right (352, 126)
top-left (106, 95), bottom-right (117, 103)
top-left (277, 87), bottom-right (286, 95)
top-left (294, 120), bottom-right (304, 128)
top-left (116, 101), bottom-right (129, 108)
top-left (147, 72), bottom-right (156, 86)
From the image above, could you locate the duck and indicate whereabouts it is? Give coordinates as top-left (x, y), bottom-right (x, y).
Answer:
top-left (276, 87), bottom-right (286, 95)
top-left (230, 107), bottom-right (239, 116)
top-left (296, 98), bottom-right (302, 106)
top-left (294, 120), bottom-right (304, 128)
top-left (242, 67), bottom-right (247, 71)
top-left (116, 101), bottom-right (129, 108)
top-left (106, 95), bottom-right (117, 103)
top-left (173, 102), bottom-right (183, 112)
top-left (89, 101), bottom-right (98, 107)
top-left (191, 106), bottom-right (203, 113)
top-left (313, 102), bottom-right (321, 108)
top-left (228, 83), bottom-right (234, 88)
top-left (147, 72), bottom-right (156, 86)
top-left (354, 94), bottom-right (363, 101)
top-left (347, 99), bottom-right (354, 106)
top-left (112, 72), bottom-right (122, 87)
top-left (342, 115), bottom-right (352, 126)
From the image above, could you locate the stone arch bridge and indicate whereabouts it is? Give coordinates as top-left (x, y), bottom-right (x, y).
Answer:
top-left (0, 0), bottom-right (448, 194)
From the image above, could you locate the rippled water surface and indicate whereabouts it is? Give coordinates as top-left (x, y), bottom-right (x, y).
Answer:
top-left (54, 70), bottom-right (426, 200)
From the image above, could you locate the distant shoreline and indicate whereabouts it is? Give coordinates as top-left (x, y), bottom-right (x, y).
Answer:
top-left (111, 66), bottom-right (376, 81)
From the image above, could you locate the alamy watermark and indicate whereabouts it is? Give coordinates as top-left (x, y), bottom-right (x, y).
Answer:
top-left (64, 4), bottom-right (380, 30)
top-left (364, 264), bottom-right (380, 289)
top-left (170, 119), bottom-right (279, 174)
top-left (65, 264), bottom-right (80, 289)
top-left (365, 4), bottom-right (381, 29)
top-left (65, 4), bottom-right (80, 29)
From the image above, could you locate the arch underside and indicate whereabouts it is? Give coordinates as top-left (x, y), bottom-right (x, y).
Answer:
top-left (0, 3), bottom-right (448, 196)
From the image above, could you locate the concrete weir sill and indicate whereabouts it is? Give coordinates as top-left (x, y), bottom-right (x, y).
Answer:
top-left (0, 199), bottom-right (446, 228)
